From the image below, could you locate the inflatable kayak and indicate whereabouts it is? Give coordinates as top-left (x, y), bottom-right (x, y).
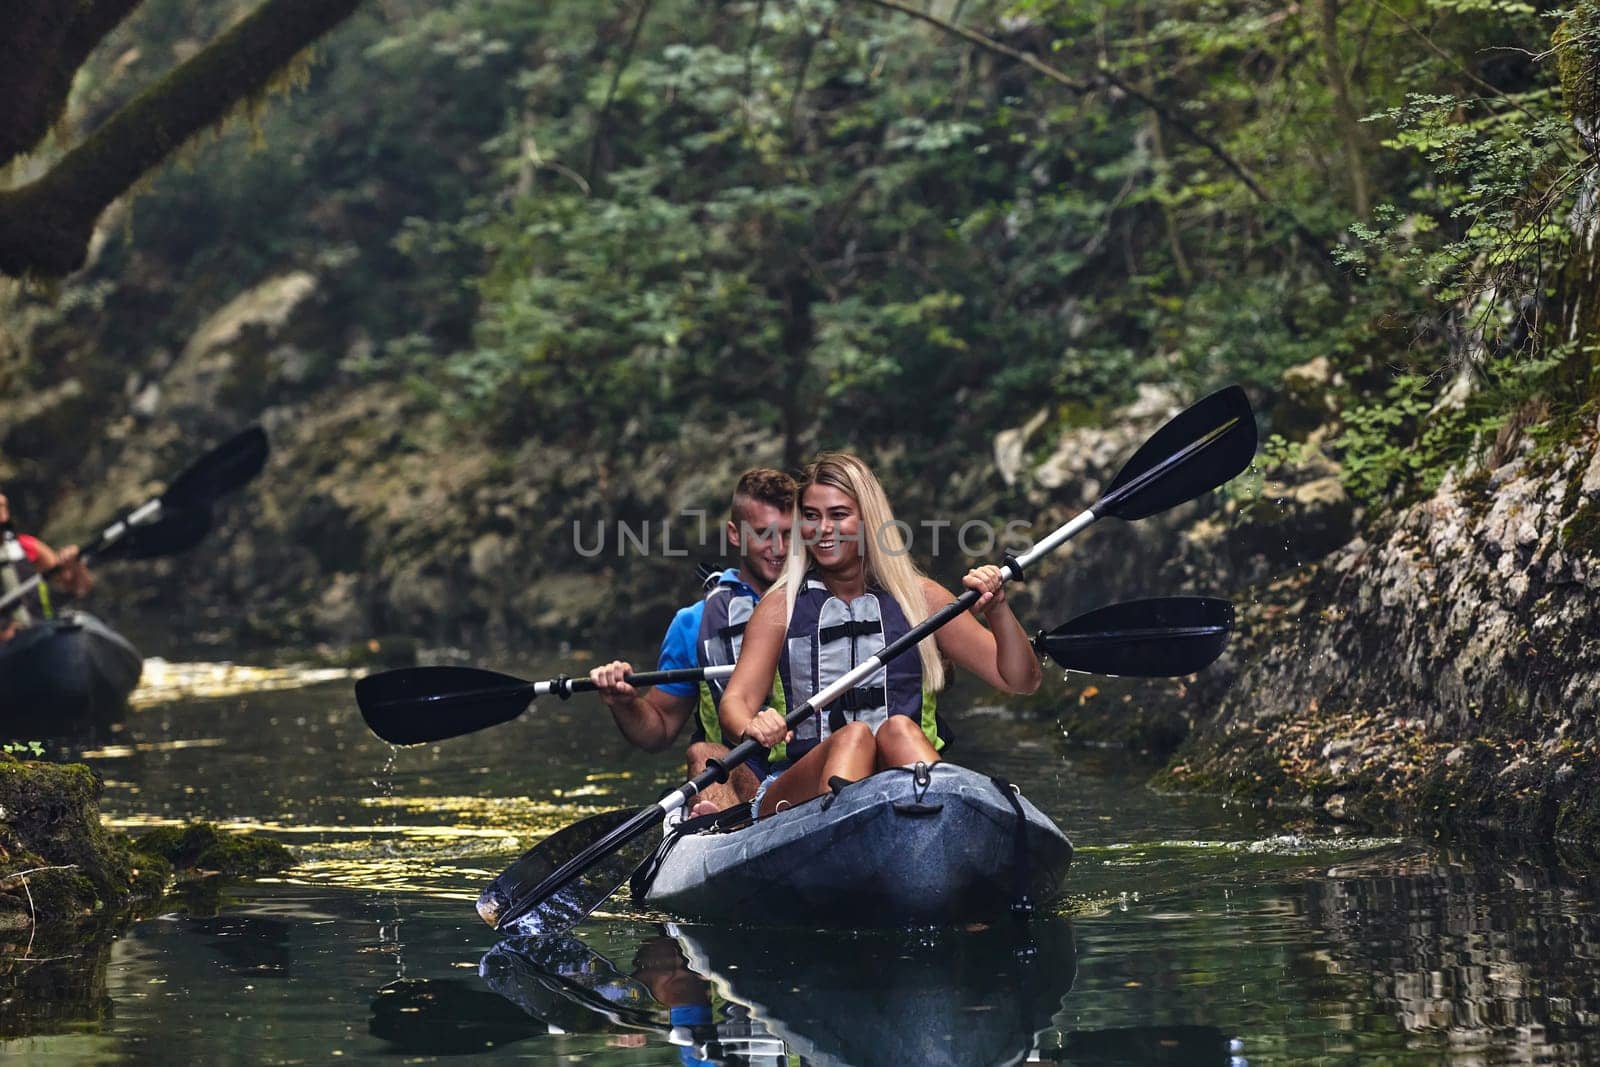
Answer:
top-left (0, 611), bottom-right (142, 733)
top-left (632, 762), bottom-right (1073, 926)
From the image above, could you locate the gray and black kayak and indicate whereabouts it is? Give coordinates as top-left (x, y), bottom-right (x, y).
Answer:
top-left (0, 611), bottom-right (142, 734)
top-left (632, 762), bottom-right (1073, 926)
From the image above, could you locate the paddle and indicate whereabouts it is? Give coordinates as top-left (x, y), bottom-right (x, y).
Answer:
top-left (1033, 596), bottom-right (1233, 677)
top-left (480, 385), bottom-right (1255, 936)
top-left (359, 594), bottom-right (1231, 746)
top-left (356, 663), bottom-right (736, 746)
top-left (0, 425), bottom-right (269, 615)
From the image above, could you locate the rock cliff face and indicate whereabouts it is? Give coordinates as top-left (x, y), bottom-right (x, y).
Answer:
top-left (995, 366), bottom-right (1600, 846)
top-left (1164, 439), bottom-right (1600, 843)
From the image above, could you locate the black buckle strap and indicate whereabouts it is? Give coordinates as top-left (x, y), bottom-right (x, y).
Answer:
top-left (835, 687), bottom-right (886, 713)
top-left (818, 619), bottom-right (882, 644)
top-left (717, 621), bottom-right (747, 642)
top-left (825, 686), bottom-right (887, 733)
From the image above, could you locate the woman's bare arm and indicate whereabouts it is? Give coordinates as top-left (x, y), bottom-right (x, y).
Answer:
top-left (924, 573), bottom-right (1041, 694)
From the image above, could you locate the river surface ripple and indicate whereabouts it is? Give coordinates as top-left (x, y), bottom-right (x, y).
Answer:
top-left (5, 655), bottom-right (1600, 1065)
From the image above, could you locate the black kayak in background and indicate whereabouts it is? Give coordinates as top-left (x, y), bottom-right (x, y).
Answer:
top-left (0, 611), bottom-right (142, 735)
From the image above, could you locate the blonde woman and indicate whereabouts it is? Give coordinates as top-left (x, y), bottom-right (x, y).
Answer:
top-left (719, 452), bottom-right (1041, 818)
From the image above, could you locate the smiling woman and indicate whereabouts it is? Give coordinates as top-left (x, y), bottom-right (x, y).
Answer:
top-left (720, 450), bottom-right (1043, 818)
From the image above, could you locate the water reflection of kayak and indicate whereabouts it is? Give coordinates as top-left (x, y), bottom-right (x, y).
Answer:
top-left (0, 611), bottom-right (141, 734)
top-left (633, 763), bottom-right (1075, 926)
top-left (669, 919), bottom-right (1078, 1067)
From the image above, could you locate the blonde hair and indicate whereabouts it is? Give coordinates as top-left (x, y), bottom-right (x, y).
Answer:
top-left (776, 451), bottom-right (945, 691)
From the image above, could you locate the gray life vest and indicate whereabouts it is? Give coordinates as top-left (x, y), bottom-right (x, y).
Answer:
top-left (777, 573), bottom-right (940, 764)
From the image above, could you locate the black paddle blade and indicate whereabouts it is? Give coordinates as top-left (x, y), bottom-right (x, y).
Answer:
top-left (161, 426), bottom-right (270, 511)
top-left (1034, 596), bottom-right (1233, 677)
top-left (1097, 386), bottom-right (1256, 521)
top-left (356, 665), bottom-right (535, 745)
top-left (478, 808), bottom-right (657, 936)
top-left (95, 505), bottom-right (214, 562)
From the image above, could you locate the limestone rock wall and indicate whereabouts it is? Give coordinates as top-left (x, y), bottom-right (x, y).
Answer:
top-left (1165, 438), bottom-right (1600, 842)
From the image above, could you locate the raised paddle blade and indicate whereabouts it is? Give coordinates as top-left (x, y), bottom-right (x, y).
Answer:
top-left (161, 425), bottom-right (270, 511)
top-left (478, 808), bottom-right (659, 936)
top-left (1035, 596), bottom-right (1233, 677)
top-left (1096, 386), bottom-right (1256, 521)
top-left (94, 505), bottom-right (214, 562)
top-left (357, 665), bottom-right (536, 745)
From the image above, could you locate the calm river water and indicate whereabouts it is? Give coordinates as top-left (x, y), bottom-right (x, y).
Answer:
top-left (4, 651), bottom-right (1600, 1064)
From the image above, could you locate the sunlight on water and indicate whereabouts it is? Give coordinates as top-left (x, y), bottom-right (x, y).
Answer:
top-left (1083, 834), bottom-right (1407, 857)
top-left (79, 737), bottom-right (231, 757)
top-left (129, 658), bottom-right (359, 706)
top-left (355, 795), bottom-right (622, 824)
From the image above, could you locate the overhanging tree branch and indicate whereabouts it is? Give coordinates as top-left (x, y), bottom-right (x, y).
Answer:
top-left (0, 0), bottom-right (363, 279)
top-left (1, 0), bottom-right (145, 168)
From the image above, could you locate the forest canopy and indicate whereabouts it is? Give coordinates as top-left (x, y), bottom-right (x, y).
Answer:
top-left (6, 0), bottom-right (1599, 513)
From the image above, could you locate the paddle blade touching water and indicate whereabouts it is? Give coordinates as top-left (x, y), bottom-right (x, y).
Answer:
top-left (478, 808), bottom-right (659, 935)
top-left (1034, 596), bottom-right (1233, 677)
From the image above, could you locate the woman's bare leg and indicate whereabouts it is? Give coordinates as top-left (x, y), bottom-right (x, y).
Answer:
top-left (873, 715), bottom-right (942, 772)
top-left (759, 721), bottom-right (876, 816)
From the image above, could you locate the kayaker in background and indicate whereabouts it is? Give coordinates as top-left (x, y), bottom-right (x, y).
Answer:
top-left (0, 489), bottom-right (93, 642)
top-left (721, 451), bottom-right (1041, 818)
top-left (589, 468), bottom-right (797, 817)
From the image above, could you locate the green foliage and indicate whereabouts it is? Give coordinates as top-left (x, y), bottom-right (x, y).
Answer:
top-left (1335, 92), bottom-right (1578, 304)
top-left (2, 740), bottom-right (45, 759)
top-left (23, 0), bottom-right (1597, 522)
top-left (1335, 346), bottom-right (1571, 505)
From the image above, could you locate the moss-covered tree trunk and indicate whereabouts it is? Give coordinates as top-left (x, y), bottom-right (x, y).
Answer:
top-left (1554, 3), bottom-right (1600, 395)
top-left (0, 0), bottom-right (144, 167)
top-left (0, 0), bottom-right (363, 279)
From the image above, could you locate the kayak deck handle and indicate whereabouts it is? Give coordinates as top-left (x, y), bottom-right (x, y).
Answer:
top-left (892, 800), bottom-right (945, 817)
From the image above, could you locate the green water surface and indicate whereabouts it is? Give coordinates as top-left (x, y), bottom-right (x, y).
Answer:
top-left (4, 654), bottom-right (1598, 1065)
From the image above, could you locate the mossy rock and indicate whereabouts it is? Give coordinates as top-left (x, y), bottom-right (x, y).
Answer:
top-left (132, 823), bottom-right (294, 877)
top-left (1561, 499), bottom-right (1600, 557)
top-left (0, 756), bottom-right (135, 919)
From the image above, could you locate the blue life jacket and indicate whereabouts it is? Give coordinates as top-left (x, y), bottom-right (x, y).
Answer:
top-left (777, 572), bottom-right (941, 764)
